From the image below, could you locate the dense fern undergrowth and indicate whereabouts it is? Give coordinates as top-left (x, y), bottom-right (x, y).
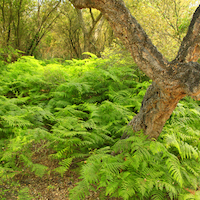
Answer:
top-left (0, 50), bottom-right (200, 200)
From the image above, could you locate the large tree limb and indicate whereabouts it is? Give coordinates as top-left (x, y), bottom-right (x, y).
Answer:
top-left (70, 0), bottom-right (168, 80)
top-left (71, 0), bottom-right (200, 98)
top-left (175, 5), bottom-right (200, 63)
top-left (70, 0), bottom-right (200, 138)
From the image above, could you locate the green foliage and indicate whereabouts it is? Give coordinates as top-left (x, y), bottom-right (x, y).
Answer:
top-left (0, 46), bottom-right (24, 63)
top-left (69, 97), bottom-right (200, 199)
top-left (53, 157), bottom-right (73, 177)
top-left (0, 53), bottom-right (199, 200)
top-left (70, 129), bottom-right (200, 200)
top-left (0, 53), bottom-right (145, 179)
top-left (17, 187), bottom-right (34, 200)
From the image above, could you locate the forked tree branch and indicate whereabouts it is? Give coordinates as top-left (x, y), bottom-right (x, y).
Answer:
top-left (70, 0), bottom-right (200, 99)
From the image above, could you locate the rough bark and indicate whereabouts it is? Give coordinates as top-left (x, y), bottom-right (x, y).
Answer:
top-left (70, 0), bottom-right (200, 139)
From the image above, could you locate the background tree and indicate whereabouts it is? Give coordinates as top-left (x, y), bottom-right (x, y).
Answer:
top-left (0, 0), bottom-right (33, 48)
top-left (48, 2), bottom-right (114, 59)
top-left (70, 0), bottom-right (200, 139)
top-left (25, 0), bottom-right (61, 56)
top-left (0, 0), bottom-right (61, 58)
top-left (37, 1), bottom-right (114, 59)
top-left (125, 0), bottom-right (197, 60)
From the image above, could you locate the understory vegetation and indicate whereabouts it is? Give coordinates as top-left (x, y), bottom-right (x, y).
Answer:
top-left (0, 50), bottom-right (200, 200)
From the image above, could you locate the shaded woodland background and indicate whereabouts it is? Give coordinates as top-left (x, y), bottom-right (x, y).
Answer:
top-left (0, 0), bottom-right (197, 60)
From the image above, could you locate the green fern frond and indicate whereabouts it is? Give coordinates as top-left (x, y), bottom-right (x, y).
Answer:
top-left (101, 162), bottom-right (124, 175)
top-left (70, 153), bottom-right (89, 159)
top-left (107, 89), bottom-right (131, 103)
top-left (179, 141), bottom-right (199, 159)
top-left (17, 187), bottom-right (34, 200)
top-left (115, 173), bottom-right (138, 199)
top-left (182, 160), bottom-right (200, 177)
top-left (20, 154), bottom-right (48, 177)
top-left (59, 157), bottom-right (73, 168)
top-left (53, 166), bottom-right (68, 177)
top-left (105, 179), bottom-right (120, 196)
top-left (49, 146), bottom-right (71, 159)
top-left (181, 169), bottom-right (198, 189)
top-left (178, 190), bottom-right (200, 200)
top-left (81, 162), bottom-right (99, 185)
top-left (31, 163), bottom-right (48, 177)
top-left (1, 115), bottom-right (32, 128)
top-left (150, 189), bottom-right (166, 200)
top-left (155, 180), bottom-right (177, 196)
top-left (56, 105), bottom-right (89, 119)
top-left (0, 166), bottom-right (18, 180)
top-left (53, 157), bottom-right (73, 177)
top-left (164, 133), bottom-right (181, 152)
top-left (69, 179), bottom-right (91, 200)
top-left (150, 141), bottom-right (168, 156)
top-left (166, 154), bottom-right (183, 186)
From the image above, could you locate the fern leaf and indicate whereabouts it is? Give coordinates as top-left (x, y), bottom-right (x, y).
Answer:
top-left (150, 189), bottom-right (165, 200)
top-left (69, 180), bottom-right (90, 200)
top-left (53, 166), bottom-right (68, 177)
top-left (105, 180), bottom-right (120, 196)
top-left (166, 155), bottom-right (183, 186)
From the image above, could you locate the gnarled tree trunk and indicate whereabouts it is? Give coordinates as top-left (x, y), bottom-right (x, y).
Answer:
top-left (70, 0), bottom-right (200, 139)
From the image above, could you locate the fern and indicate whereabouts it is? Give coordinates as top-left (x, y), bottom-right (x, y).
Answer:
top-left (70, 127), bottom-right (200, 199)
top-left (150, 190), bottom-right (166, 200)
top-left (53, 157), bottom-right (73, 177)
top-left (20, 154), bottom-right (48, 177)
top-left (17, 187), bottom-right (34, 200)
top-left (166, 154), bottom-right (183, 186)
top-left (0, 54), bottom-right (200, 200)
top-left (69, 179), bottom-right (91, 200)
top-left (179, 191), bottom-right (200, 200)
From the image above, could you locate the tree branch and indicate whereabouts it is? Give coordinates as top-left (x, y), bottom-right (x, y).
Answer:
top-left (88, 11), bottom-right (102, 37)
top-left (70, 0), bottom-right (200, 100)
top-left (89, 8), bottom-right (95, 26)
top-left (70, 0), bottom-right (168, 82)
top-left (175, 5), bottom-right (200, 62)
top-left (76, 8), bottom-right (87, 35)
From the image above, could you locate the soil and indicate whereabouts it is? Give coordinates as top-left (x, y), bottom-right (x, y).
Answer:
top-left (0, 144), bottom-right (122, 200)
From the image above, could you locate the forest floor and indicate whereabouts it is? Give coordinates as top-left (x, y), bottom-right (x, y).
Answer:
top-left (0, 144), bottom-right (122, 200)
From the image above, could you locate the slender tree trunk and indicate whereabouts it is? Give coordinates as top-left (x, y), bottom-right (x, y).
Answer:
top-left (26, 0), bottom-right (61, 55)
top-left (7, 0), bottom-right (13, 46)
top-left (70, 0), bottom-right (200, 139)
top-left (16, 0), bottom-right (23, 49)
top-left (0, 0), bottom-right (6, 37)
top-left (76, 8), bottom-right (102, 54)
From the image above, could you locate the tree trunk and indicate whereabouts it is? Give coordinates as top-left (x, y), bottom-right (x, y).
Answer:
top-left (16, 0), bottom-right (23, 49)
top-left (26, 0), bottom-right (61, 56)
top-left (76, 8), bottom-right (102, 54)
top-left (122, 82), bottom-right (186, 139)
top-left (70, 0), bottom-right (200, 139)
